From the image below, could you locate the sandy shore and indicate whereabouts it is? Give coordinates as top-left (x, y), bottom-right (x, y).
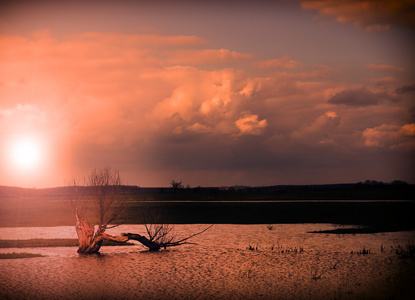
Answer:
top-left (1, 224), bottom-right (414, 299)
top-left (1, 248), bottom-right (414, 299)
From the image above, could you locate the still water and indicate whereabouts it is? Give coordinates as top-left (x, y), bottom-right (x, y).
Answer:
top-left (1, 224), bottom-right (414, 299)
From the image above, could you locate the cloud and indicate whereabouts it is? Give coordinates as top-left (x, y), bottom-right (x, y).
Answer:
top-left (0, 30), bottom-right (413, 186)
top-left (186, 122), bottom-right (212, 134)
top-left (362, 123), bottom-right (415, 150)
top-left (149, 67), bottom-right (249, 136)
top-left (74, 32), bottom-right (208, 48)
top-left (327, 88), bottom-right (397, 106)
top-left (235, 113), bottom-right (268, 135)
top-left (395, 83), bottom-right (415, 94)
top-left (291, 111), bottom-right (341, 144)
top-left (254, 57), bottom-right (304, 70)
top-left (299, 0), bottom-right (415, 31)
top-left (365, 64), bottom-right (405, 72)
top-left (164, 48), bottom-right (254, 66)
top-left (368, 77), bottom-right (397, 87)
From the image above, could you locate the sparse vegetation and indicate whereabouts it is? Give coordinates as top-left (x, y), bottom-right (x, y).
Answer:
top-left (247, 243), bottom-right (259, 251)
top-left (310, 264), bottom-right (325, 280)
top-left (0, 252), bottom-right (44, 259)
top-left (246, 243), bottom-right (304, 253)
top-left (0, 239), bottom-right (135, 248)
top-left (0, 239), bottom-right (78, 248)
top-left (351, 246), bottom-right (370, 255)
top-left (393, 241), bottom-right (415, 259)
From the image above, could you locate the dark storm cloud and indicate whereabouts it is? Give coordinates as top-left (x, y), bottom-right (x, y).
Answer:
top-left (328, 88), bottom-right (397, 106)
top-left (299, 0), bottom-right (415, 31)
top-left (395, 83), bottom-right (415, 94)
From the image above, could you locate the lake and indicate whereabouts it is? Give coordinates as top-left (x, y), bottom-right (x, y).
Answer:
top-left (1, 224), bottom-right (414, 299)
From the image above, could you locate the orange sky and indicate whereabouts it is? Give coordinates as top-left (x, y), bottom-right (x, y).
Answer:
top-left (0, 0), bottom-right (414, 187)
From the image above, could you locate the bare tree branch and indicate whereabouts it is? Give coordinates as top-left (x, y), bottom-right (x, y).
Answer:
top-left (123, 224), bottom-right (214, 251)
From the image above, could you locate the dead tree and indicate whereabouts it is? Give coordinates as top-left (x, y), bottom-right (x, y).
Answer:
top-left (66, 167), bottom-right (213, 253)
top-left (66, 167), bottom-right (128, 253)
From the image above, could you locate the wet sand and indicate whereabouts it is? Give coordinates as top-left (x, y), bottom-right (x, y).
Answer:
top-left (1, 224), bottom-right (414, 299)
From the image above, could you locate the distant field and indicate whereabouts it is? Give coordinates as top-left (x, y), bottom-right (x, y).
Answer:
top-left (0, 184), bottom-right (414, 232)
top-left (1, 183), bottom-right (414, 201)
top-left (1, 197), bottom-right (414, 233)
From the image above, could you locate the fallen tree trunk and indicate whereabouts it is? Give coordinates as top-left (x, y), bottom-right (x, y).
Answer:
top-left (100, 232), bottom-right (129, 243)
top-left (123, 224), bottom-right (214, 251)
top-left (75, 221), bottom-right (214, 253)
top-left (122, 233), bottom-right (161, 251)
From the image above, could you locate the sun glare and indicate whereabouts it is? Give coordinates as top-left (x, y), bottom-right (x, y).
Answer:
top-left (8, 136), bottom-right (44, 171)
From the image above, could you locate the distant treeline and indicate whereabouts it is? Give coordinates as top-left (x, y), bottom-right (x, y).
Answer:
top-left (0, 180), bottom-right (413, 200)
top-left (1, 182), bottom-right (414, 230)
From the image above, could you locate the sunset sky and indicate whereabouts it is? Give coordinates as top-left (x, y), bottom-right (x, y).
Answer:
top-left (1, 0), bottom-right (414, 188)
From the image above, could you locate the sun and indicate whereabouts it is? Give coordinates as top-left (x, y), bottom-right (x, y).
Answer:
top-left (8, 136), bottom-right (45, 171)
